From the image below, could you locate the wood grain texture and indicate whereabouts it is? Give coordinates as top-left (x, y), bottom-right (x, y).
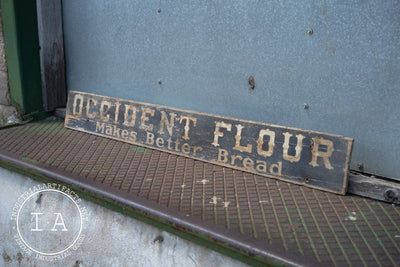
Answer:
top-left (36, 0), bottom-right (66, 111)
top-left (348, 172), bottom-right (400, 204)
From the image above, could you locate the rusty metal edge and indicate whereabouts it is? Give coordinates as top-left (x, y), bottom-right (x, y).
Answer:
top-left (0, 149), bottom-right (322, 267)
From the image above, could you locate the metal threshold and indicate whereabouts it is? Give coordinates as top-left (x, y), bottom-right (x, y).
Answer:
top-left (0, 118), bottom-right (399, 266)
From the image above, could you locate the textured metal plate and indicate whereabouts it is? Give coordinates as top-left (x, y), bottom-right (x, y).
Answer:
top-left (65, 91), bottom-right (353, 194)
top-left (0, 119), bottom-right (399, 266)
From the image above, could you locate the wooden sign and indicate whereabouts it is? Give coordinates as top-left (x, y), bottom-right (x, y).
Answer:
top-left (65, 91), bottom-right (353, 194)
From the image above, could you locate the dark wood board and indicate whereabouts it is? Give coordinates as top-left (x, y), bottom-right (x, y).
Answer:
top-left (348, 172), bottom-right (400, 204)
top-left (36, 0), bottom-right (66, 111)
top-left (65, 91), bottom-right (353, 194)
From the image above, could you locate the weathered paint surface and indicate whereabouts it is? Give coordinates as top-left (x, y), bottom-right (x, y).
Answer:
top-left (0, 167), bottom-right (247, 267)
top-left (65, 91), bottom-right (353, 194)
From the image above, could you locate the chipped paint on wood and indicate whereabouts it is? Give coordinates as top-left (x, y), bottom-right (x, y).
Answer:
top-left (65, 91), bottom-right (353, 194)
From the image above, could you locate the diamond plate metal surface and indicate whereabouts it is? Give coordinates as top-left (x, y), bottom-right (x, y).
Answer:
top-left (1, 119), bottom-right (399, 266)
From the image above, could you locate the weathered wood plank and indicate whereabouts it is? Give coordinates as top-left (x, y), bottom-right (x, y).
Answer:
top-left (36, 0), bottom-right (66, 111)
top-left (65, 91), bottom-right (353, 194)
top-left (348, 172), bottom-right (400, 204)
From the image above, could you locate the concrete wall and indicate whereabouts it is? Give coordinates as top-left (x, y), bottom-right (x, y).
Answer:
top-left (0, 167), bottom-right (247, 267)
top-left (0, 4), bottom-right (18, 125)
top-left (0, 3), bottom-right (9, 106)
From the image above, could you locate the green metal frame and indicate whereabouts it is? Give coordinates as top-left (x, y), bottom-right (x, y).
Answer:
top-left (1, 0), bottom-right (43, 114)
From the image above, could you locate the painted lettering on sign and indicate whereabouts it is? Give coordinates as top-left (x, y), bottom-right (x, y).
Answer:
top-left (65, 91), bottom-right (353, 194)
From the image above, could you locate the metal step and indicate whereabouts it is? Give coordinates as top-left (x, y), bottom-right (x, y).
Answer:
top-left (0, 118), bottom-right (399, 266)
